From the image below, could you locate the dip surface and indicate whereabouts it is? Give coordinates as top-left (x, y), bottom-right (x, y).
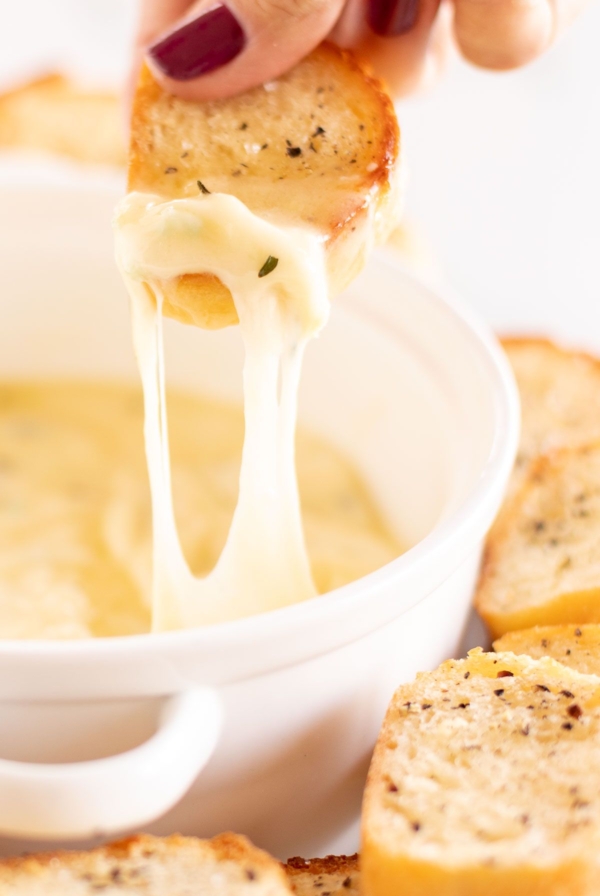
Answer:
top-left (0, 381), bottom-right (400, 639)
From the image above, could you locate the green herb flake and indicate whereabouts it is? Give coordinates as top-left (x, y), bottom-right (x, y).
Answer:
top-left (258, 256), bottom-right (279, 278)
top-left (197, 180), bottom-right (211, 194)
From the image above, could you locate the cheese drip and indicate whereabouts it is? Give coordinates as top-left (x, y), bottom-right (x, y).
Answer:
top-left (114, 192), bottom-right (330, 630)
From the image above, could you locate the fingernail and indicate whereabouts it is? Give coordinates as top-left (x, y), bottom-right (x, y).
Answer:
top-left (148, 4), bottom-right (246, 81)
top-left (367, 0), bottom-right (419, 35)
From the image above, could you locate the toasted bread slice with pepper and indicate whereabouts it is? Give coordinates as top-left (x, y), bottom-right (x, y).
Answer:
top-left (285, 855), bottom-right (360, 896)
top-left (500, 337), bottom-right (600, 505)
top-left (477, 442), bottom-right (600, 638)
top-left (0, 833), bottom-right (293, 895)
top-left (128, 42), bottom-right (400, 328)
top-left (0, 74), bottom-right (124, 166)
top-left (494, 624), bottom-right (600, 676)
top-left (362, 648), bottom-right (600, 896)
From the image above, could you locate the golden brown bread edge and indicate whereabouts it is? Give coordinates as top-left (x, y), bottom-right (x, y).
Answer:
top-left (0, 832), bottom-right (292, 888)
top-left (127, 43), bottom-right (400, 329)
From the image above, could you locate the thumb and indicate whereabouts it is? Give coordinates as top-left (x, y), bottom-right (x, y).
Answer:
top-left (137, 0), bottom-right (346, 102)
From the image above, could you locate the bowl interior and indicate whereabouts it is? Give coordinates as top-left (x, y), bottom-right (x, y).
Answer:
top-left (0, 183), bottom-right (506, 553)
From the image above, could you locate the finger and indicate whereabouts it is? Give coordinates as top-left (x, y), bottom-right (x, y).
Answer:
top-left (453, 0), bottom-right (554, 69)
top-left (136, 0), bottom-right (346, 102)
top-left (332, 0), bottom-right (445, 96)
top-left (452, 0), bottom-right (591, 70)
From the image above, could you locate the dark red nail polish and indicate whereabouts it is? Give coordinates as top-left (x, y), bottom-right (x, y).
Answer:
top-left (367, 0), bottom-right (419, 36)
top-left (148, 4), bottom-right (246, 81)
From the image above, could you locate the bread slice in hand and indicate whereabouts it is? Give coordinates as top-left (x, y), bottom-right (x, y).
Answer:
top-left (362, 648), bottom-right (600, 896)
top-left (285, 854), bottom-right (359, 896)
top-left (0, 74), bottom-right (124, 166)
top-left (128, 42), bottom-right (401, 329)
top-left (476, 441), bottom-right (600, 638)
top-left (0, 832), bottom-right (293, 895)
top-left (500, 338), bottom-right (600, 504)
top-left (495, 624), bottom-right (600, 676)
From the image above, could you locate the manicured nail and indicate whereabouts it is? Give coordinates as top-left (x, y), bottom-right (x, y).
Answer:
top-left (148, 4), bottom-right (246, 81)
top-left (367, 0), bottom-right (419, 35)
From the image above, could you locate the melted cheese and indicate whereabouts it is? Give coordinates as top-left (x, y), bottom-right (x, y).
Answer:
top-left (114, 191), bottom-right (335, 629)
top-left (0, 382), bottom-right (399, 639)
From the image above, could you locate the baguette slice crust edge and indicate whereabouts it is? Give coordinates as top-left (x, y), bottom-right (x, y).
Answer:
top-left (128, 42), bottom-right (401, 329)
top-left (476, 442), bottom-right (600, 639)
top-left (0, 832), bottom-right (293, 894)
top-left (497, 336), bottom-right (600, 509)
top-left (0, 73), bottom-right (125, 166)
top-left (284, 854), bottom-right (360, 896)
top-left (494, 624), bottom-right (600, 676)
top-left (361, 649), bottom-right (600, 896)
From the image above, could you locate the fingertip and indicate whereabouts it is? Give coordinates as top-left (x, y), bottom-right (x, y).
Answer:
top-left (453, 0), bottom-right (553, 70)
top-left (139, 0), bottom-right (345, 103)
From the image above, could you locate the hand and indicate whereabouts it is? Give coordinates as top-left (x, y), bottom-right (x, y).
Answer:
top-left (135, 0), bottom-right (590, 102)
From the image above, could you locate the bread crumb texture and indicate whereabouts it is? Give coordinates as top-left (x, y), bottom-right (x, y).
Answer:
top-left (501, 338), bottom-right (600, 504)
top-left (476, 442), bottom-right (600, 637)
top-left (362, 649), bottom-right (600, 896)
top-left (495, 624), bottom-right (600, 676)
top-left (128, 42), bottom-right (401, 329)
top-left (0, 833), bottom-right (293, 895)
top-left (129, 43), bottom-right (398, 238)
top-left (285, 855), bottom-right (359, 896)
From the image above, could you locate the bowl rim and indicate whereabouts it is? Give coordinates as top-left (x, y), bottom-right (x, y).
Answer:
top-left (0, 245), bottom-right (520, 660)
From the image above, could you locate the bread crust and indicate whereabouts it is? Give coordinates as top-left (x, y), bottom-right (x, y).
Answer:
top-left (494, 623), bottom-right (600, 676)
top-left (477, 442), bottom-right (600, 638)
top-left (0, 73), bottom-right (124, 165)
top-left (0, 832), bottom-right (292, 892)
top-left (362, 650), bottom-right (600, 896)
top-left (127, 42), bottom-right (400, 329)
top-left (285, 854), bottom-right (360, 896)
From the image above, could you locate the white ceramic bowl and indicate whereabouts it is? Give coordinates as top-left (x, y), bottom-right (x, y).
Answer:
top-left (0, 180), bottom-right (518, 858)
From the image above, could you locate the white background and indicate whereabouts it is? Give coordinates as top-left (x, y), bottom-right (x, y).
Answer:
top-left (1, 0), bottom-right (599, 348)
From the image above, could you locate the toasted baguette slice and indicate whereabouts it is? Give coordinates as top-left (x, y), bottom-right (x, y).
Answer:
top-left (362, 648), bottom-right (600, 896)
top-left (476, 442), bottom-right (600, 638)
top-left (494, 624), bottom-right (600, 676)
top-left (285, 855), bottom-right (359, 896)
top-left (0, 833), bottom-right (292, 895)
top-left (128, 42), bottom-right (400, 329)
top-left (0, 74), bottom-right (125, 166)
top-left (500, 338), bottom-right (600, 504)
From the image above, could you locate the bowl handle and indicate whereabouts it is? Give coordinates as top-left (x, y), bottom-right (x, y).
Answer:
top-left (0, 687), bottom-right (221, 839)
